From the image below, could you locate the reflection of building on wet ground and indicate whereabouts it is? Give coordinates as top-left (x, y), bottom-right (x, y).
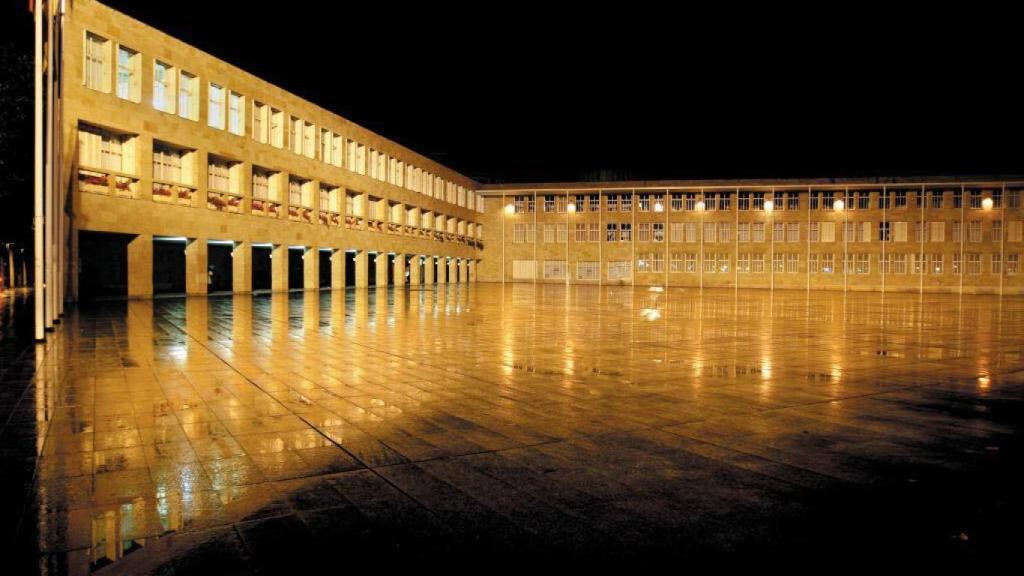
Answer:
top-left (3, 285), bottom-right (1023, 571)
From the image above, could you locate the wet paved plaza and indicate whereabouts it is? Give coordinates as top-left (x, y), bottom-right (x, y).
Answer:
top-left (2, 284), bottom-right (1024, 572)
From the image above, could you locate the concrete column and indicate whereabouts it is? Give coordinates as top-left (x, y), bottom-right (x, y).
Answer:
top-left (459, 258), bottom-right (469, 283)
top-left (331, 249), bottom-right (345, 289)
top-left (271, 244), bottom-right (289, 292)
top-left (355, 250), bottom-right (368, 287)
top-left (127, 233), bottom-right (153, 298)
top-left (410, 256), bottom-right (422, 285)
top-left (424, 256), bottom-right (435, 284)
top-left (232, 241), bottom-right (252, 293)
top-left (394, 253), bottom-right (406, 287)
top-left (375, 253), bottom-right (389, 286)
top-left (469, 259), bottom-right (477, 282)
top-left (304, 246), bottom-right (319, 291)
top-left (437, 256), bottom-right (446, 285)
top-left (448, 258), bottom-right (458, 284)
top-left (185, 239), bottom-right (208, 295)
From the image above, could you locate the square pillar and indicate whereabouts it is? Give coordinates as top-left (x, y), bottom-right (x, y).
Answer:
top-left (185, 238), bottom-right (208, 295)
top-left (331, 249), bottom-right (345, 289)
top-left (355, 250), bottom-right (368, 287)
top-left (394, 253), bottom-right (406, 286)
top-left (304, 246), bottom-right (319, 291)
top-left (459, 259), bottom-right (469, 283)
top-left (410, 256), bottom-right (422, 285)
top-left (127, 233), bottom-right (153, 298)
top-left (424, 256), bottom-right (435, 284)
top-left (448, 258), bottom-right (458, 284)
top-left (232, 241), bottom-right (252, 293)
top-left (436, 257), bottom-right (446, 285)
top-left (271, 244), bottom-right (289, 292)
top-left (375, 252), bottom-right (389, 286)
top-left (469, 259), bottom-right (477, 282)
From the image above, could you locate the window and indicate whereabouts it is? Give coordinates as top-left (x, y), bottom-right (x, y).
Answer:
top-left (992, 254), bottom-right (1002, 275)
top-left (752, 223), bottom-right (765, 242)
top-left (894, 190), bottom-right (907, 208)
top-left (772, 253), bottom-right (784, 273)
top-left (883, 254), bottom-right (907, 274)
top-left (588, 223), bottom-right (600, 242)
top-left (809, 222), bottom-right (820, 242)
top-left (652, 223), bottom-right (665, 242)
top-left (993, 220), bottom-right (1003, 242)
top-left (620, 223), bottom-right (632, 242)
top-left (252, 168), bottom-right (270, 200)
top-left (574, 223), bottom-right (589, 242)
top-left (952, 221), bottom-right (962, 242)
top-left (967, 253), bottom-right (982, 275)
top-left (85, 33), bottom-right (111, 93)
top-left (738, 192), bottom-right (751, 211)
top-left (207, 156), bottom-right (236, 193)
top-left (773, 222), bottom-right (785, 242)
top-left (178, 71), bottom-right (198, 120)
top-left (953, 190), bottom-right (963, 208)
top-left (787, 192), bottom-right (799, 210)
top-left (607, 195), bottom-right (618, 211)
top-left (271, 108), bottom-right (284, 148)
top-left (116, 45), bottom-right (140, 101)
top-left (703, 222), bottom-right (716, 243)
top-left (1008, 253), bottom-right (1020, 275)
top-left (320, 185), bottom-right (339, 213)
top-left (78, 124), bottom-right (136, 173)
top-left (638, 194), bottom-right (650, 212)
top-left (513, 223), bottom-right (534, 243)
top-left (879, 221), bottom-right (891, 242)
top-left (555, 196), bottom-right (568, 213)
top-left (577, 262), bottom-right (599, 280)
top-left (968, 220), bottom-right (982, 243)
top-left (608, 261), bottom-right (631, 281)
top-left (928, 254), bottom-right (944, 274)
top-left (290, 117), bottom-right (302, 154)
top-left (303, 122), bottom-right (316, 159)
top-left (512, 260), bottom-right (537, 280)
top-left (737, 253), bottom-right (751, 273)
top-left (809, 253), bottom-right (820, 273)
top-left (671, 193), bottom-right (683, 211)
top-left (752, 193), bottom-right (765, 211)
top-left (718, 223), bottom-right (732, 243)
top-left (152, 142), bottom-right (192, 185)
top-left (786, 222), bottom-right (800, 243)
top-left (620, 194), bottom-right (633, 212)
top-left (952, 253), bottom-right (962, 275)
top-left (1008, 221), bottom-right (1023, 242)
top-left (969, 190), bottom-right (983, 209)
top-left (638, 223), bottom-right (651, 242)
top-left (153, 61), bottom-right (175, 113)
top-left (228, 92), bottom-right (244, 135)
top-left (589, 195), bottom-right (600, 212)
top-left (543, 195), bottom-right (555, 212)
top-left (928, 189), bottom-right (944, 208)
top-left (878, 191), bottom-right (891, 210)
top-left (606, 223), bottom-right (618, 242)
top-left (786, 253), bottom-right (799, 274)
top-left (208, 83), bottom-right (225, 129)
top-left (737, 223), bottom-right (750, 242)
top-left (252, 102), bottom-right (267, 142)
top-left (719, 193), bottom-right (731, 210)
top-left (543, 261), bottom-right (567, 280)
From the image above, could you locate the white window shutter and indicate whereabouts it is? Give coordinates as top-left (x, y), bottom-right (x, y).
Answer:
top-left (893, 222), bottom-right (907, 242)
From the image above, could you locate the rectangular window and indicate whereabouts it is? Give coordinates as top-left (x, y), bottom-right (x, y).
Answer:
top-left (786, 252), bottom-right (800, 272)
top-left (787, 192), bottom-right (799, 210)
top-left (271, 108), bottom-right (284, 148)
top-left (952, 221), bottom-right (962, 242)
top-left (543, 261), bottom-right (567, 280)
top-left (252, 101), bottom-right (267, 142)
top-left (670, 223), bottom-right (683, 243)
top-left (178, 71), bottom-right (198, 120)
top-left (575, 223), bottom-right (588, 242)
top-left (1008, 253), bottom-right (1020, 275)
top-left (152, 142), bottom-right (192, 185)
top-left (992, 254), bottom-right (1002, 275)
top-left (208, 83), bottom-right (225, 129)
top-left (303, 121), bottom-right (316, 159)
top-left (543, 195), bottom-right (555, 212)
top-left (621, 194), bottom-right (632, 212)
top-left (228, 92), bottom-right (244, 135)
top-left (752, 223), bottom-right (765, 242)
top-left (116, 45), bottom-right (139, 101)
top-left (207, 157), bottom-right (235, 193)
top-left (620, 223), bottom-right (632, 242)
top-left (671, 193), bottom-right (683, 211)
top-left (77, 124), bottom-right (136, 174)
top-left (153, 61), bottom-right (175, 113)
top-left (638, 223), bottom-right (651, 242)
top-left (608, 261), bottom-right (631, 281)
top-left (809, 253), bottom-right (820, 273)
top-left (895, 190), bottom-right (907, 208)
top-left (703, 222), bottom-right (716, 243)
top-left (719, 193), bottom-right (731, 211)
top-left (718, 223), bottom-right (731, 243)
top-left (772, 253), bottom-right (784, 273)
top-left (577, 261), bottom-right (599, 280)
top-left (638, 194), bottom-right (650, 212)
top-left (737, 253), bottom-right (751, 273)
top-left (85, 32), bottom-right (111, 93)
top-left (967, 253), bottom-right (982, 275)
top-left (968, 220), bottom-right (982, 243)
top-left (737, 223), bottom-right (750, 242)
top-left (652, 223), bottom-right (665, 242)
top-left (252, 168), bottom-right (270, 200)
top-left (606, 194), bottom-right (618, 211)
top-left (773, 222), bottom-right (785, 242)
top-left (993, 220), bottom-right (1003, 242)
top-left (589, 223), bottom-right (600, 242)
top-left (786, 222), bottom-right (800, 243)
top-left (738, 192), bottom-right (751, 211)
top-left (589, 194), bottom-right (600, 212)
top-left (606, 223), bottom-right (618, 242)
top-left (512, 260), bottom-right (537, 280)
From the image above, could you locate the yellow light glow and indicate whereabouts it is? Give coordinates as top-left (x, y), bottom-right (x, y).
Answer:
top-left (504, 203), bottom-right (515, 215)
top-left (833, 199), bottom-right (845, 211)
top-left (764, 200), bottom-right (774, 212)
top-left (567, 203), bottom-right (576, 213)
top-left (695, 200), bottom-right (705, 211)
top-left (654, 202), bottom-right (664, 212)
top-left (982, 197), bottom-right (994, 211)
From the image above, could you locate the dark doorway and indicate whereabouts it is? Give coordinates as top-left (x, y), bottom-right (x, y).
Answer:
top-left (208, 242), bottom-right (233, 293)
top-left (403, 255), bottom-right (412, 285)
top-left (253, 246), bottom-right (272, 292)
top-left (78, 231), bottom-right (129, 301)
top-left (344, 251), bottom-right (355, 287)
top-left (319, 250), bottom-right (332, 288)
top-left (153, 238), bottom-right (186, 295)
top-left (288, 247), bottom-right (305, 289)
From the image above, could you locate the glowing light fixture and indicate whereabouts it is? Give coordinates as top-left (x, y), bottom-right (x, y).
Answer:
top-left (504, 203), bottom-right (515, 215)
top-left (982, 197), bottom-right (994, 211)
top-left (567, 202), bottom-right (576, 213)
top-left (654, 201), bottom-right (664, 212)
top-left (833, 199), bottom-right (845, 211)
top-left (695, 200), bottom-right (705, 212)
top-left (763, 200), bottom-right (774, 212)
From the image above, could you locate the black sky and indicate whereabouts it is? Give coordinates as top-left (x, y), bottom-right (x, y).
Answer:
top-left (4, 2), bottom-right (1024, 188)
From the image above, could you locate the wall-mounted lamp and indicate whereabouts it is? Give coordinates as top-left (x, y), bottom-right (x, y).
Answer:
top-left (833, 199), bottom-right (845, 211)
top-left (764, 200), bottom-right (774, 212)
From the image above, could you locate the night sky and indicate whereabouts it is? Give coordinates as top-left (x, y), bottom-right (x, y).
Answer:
top-left (1, 3), bottom-right (1022, 209)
